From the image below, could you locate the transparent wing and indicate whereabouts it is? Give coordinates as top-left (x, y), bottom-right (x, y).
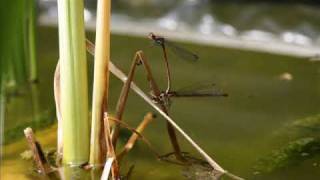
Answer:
top-left (172, 82), bottom-right (227, 97)
top-left (165, 40), bottom-right (199, 62)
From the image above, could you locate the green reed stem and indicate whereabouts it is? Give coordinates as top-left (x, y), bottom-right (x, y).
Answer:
top-left (57, 0), bottom-right (89, 165)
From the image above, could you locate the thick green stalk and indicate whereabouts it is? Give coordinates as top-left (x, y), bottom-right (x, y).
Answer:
top-left (57, 0), bottom-right (89, 165)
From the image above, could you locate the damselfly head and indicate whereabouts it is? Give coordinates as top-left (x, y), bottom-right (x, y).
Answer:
top-left (148, 32), bottom-right (165, 46)
top-left (148, 32), bottom-right (156, 40)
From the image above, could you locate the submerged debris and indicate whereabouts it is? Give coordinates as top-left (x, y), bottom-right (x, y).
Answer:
top-left (182, 161), bottom-right (219, 180)
top-left (20, 150), bottom-right (33, 160)
top-left (278, 72), bottom-right (293, 81)
top-left (160, 152), bottom-right (223, 180)
top-left (23, 127), bottom-right (53, 174)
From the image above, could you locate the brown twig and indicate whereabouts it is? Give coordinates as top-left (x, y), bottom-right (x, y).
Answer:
top-left (117, 112), bottom-right (155, 162)
top-left (24, 127), bottom-right (53, 174)
top-left (110, 53), bottom-right (140, 148)
top-left (107, 115), bottom-right (160, 159)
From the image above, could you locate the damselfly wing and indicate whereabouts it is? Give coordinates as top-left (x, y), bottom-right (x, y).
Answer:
top-left (149, 33), bottom-right (199, 62)
top-left (166, 83), bottom-right (228, 98)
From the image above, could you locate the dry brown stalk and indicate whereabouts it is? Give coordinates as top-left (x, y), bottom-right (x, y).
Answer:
top-left (89, 0), bottom-right (112, 170)
top-left (103, 113), bottom-right (119, 179)
top-left (110, 54), bottom-right (139, 148)
top-left (24, 127), bottom-right (53, 174)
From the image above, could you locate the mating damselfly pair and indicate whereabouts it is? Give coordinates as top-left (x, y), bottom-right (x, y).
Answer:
top-left (85, 33), bottom-right (227, 108)
top-left (148, 33), bottom-right (227, 107)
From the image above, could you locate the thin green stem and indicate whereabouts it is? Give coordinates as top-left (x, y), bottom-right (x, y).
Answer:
top-left (26, 0), bottom-right (37, 82)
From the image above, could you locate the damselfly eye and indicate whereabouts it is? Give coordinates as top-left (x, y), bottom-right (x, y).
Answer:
top-left (156, 39), bottom-right (163, 45)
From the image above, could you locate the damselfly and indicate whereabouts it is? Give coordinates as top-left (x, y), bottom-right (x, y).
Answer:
top-left (151, 83), bottom-right (228, 108)
top-left (148, 33), bottom-right (199, 94)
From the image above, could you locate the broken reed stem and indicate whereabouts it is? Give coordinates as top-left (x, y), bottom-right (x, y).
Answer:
top-left (101, 157), bottom-right (114, 180)
top-left (103, 113), bottom-right (119, 179)
top-left (117, 112), bottom-right (155, 162)
top-left (24, 127), bottom-right (52, 174)
top-left (85, 40), bottom-right (244, 180)
top-left (89, 0), bottom-right (112, 167)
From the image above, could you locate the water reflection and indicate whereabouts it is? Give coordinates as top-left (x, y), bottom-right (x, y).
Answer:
top-left (281, 31), bottom-right (312, 45)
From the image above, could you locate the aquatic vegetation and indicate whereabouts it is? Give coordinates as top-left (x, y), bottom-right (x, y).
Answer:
top-left (254, 137), bottom-right (320, 173)
top-left (287, 114), bottom-right (320, 134)
top-left (254, 114), bottom-right (320, 174)
top-left (271, 114), bottom-right (320, 140)
top-left (161, 152), bottom-right (221, 180)
top-left (0, 0), bottom-right (38, 150)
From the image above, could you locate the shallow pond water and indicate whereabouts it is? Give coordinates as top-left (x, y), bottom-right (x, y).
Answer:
top-left (1, 27), bottom-right (320, 179)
